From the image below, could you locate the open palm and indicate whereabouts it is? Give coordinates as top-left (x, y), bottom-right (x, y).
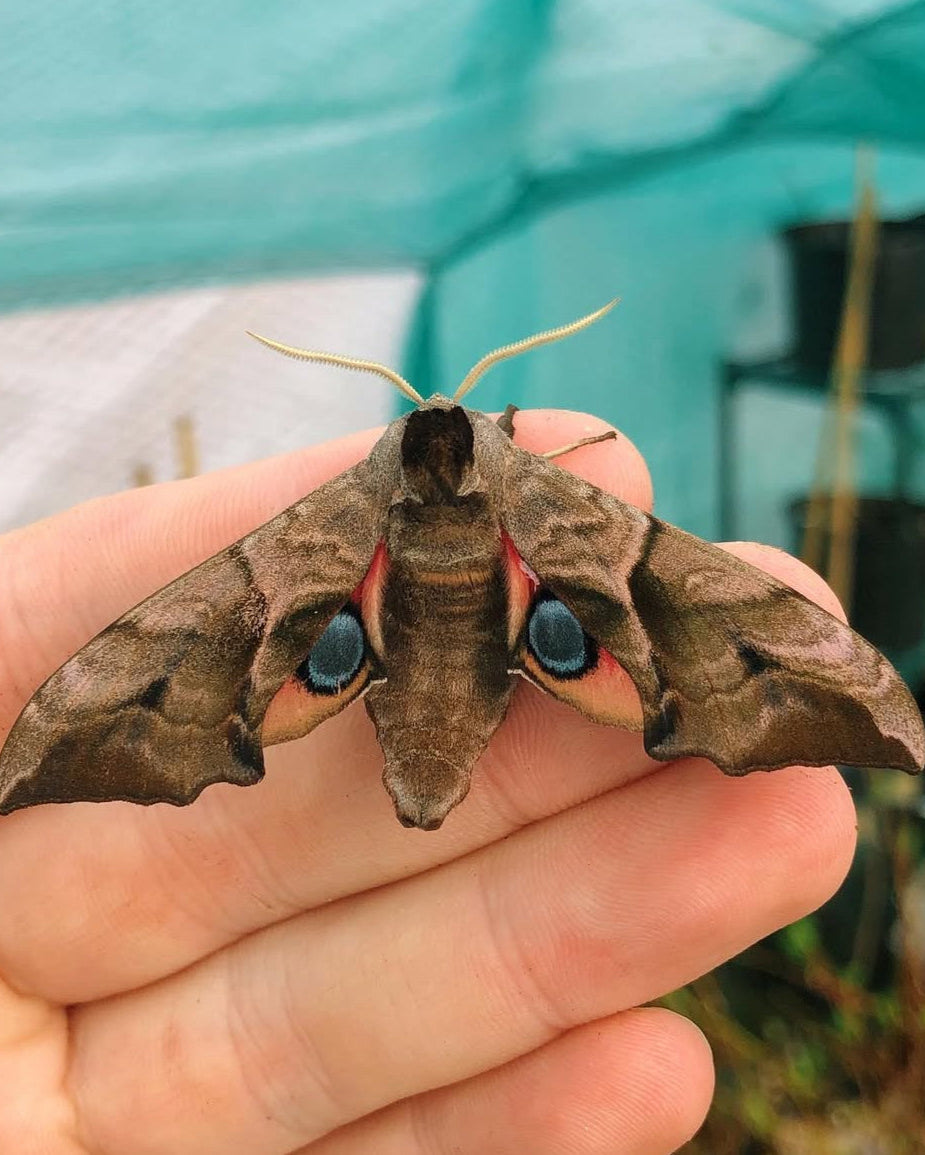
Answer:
top-left (0, 411), bottom-right (854, 1154)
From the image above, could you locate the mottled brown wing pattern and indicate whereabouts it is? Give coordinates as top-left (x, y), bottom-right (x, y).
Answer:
top-left (499, 442), bottom-right (925, 775)
top-left (0, 427), bottom-right (402, 813)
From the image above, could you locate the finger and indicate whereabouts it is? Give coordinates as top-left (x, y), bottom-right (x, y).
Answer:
top-left (68, 751), bottom-right (853, 1154)
top-left (0, 411), bottom-right (661, 1003)
top-left (0, 529), bottom-right (850, 1007)
top-left (303, 1010), bottom-right (712, 1155)
top-left (0, 977), bottom-right (75, 1152)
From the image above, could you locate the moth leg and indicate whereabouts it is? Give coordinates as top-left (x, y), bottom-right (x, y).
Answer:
top-left (496, 404), bottom-right (519, 438)
top-left (543, 430), bottom-right (617, 460)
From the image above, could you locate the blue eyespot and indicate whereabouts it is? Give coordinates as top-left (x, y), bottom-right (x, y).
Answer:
top-left (527, 595), bottom-right (597, 679)
top-left (297, 608), bottom-right (366, 694)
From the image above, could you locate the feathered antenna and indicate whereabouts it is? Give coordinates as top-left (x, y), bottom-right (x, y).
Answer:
top-left (452, 299), bottom-right (619, 402)
top-left (248, 298), bottom-right (618, 406)
top-left (246, 330), bottom-right (425, 405)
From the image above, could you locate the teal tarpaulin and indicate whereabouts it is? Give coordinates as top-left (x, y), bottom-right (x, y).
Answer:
top-left (3, 1), bottom-right (925, 533)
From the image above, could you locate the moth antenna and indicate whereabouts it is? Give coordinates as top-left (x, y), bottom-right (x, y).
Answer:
top-left (246, 331), bottom-right (425, 406)
top-left (452, 298), bottom-right (619, 403)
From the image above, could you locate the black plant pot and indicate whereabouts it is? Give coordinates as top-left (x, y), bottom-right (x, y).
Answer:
top-left (789, 496), bottom-right (925, 652)
top-left (784, 214), bottom-right (925, 373)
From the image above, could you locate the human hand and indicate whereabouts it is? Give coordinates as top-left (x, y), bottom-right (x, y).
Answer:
top-left (0, 412), bottom-right (855, 1154)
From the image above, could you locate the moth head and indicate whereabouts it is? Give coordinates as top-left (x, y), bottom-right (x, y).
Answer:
top-left (400, 402), bottom-right (476, 501)
top-left (245, 298), bottom-right (619, 406)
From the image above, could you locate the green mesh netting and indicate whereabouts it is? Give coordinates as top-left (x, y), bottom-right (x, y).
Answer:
top-left (3, 0), bottom-right (925, 535)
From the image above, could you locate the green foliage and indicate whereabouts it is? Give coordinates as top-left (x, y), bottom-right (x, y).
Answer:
top-left (668, 772), bottom-right (925, 1153)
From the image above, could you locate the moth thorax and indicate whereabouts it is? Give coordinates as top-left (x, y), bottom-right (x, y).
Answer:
top-left (400, 405), bottom-right (475, 501)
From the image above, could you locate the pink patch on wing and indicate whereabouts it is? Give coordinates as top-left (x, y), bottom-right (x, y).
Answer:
top-left (262, 672), bottom-right (369, 746)
top-left (355, 540), bottom-right (389, 659)
top-left (521, 637), bottom-right (643, 730)
top-left (501, 530), bottom-right (537, 648)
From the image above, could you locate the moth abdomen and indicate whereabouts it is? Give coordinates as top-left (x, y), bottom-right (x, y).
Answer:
top-left (364, 505), bottom-right (514, 828)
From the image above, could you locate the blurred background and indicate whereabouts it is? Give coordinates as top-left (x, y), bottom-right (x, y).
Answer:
top-left (3, 1), bottom-right (925, 1149)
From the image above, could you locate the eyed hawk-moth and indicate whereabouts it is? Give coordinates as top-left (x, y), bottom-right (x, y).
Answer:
top-left (0, 302), bottom-right (922, 829)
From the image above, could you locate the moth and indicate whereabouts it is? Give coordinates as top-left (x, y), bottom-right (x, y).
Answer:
top-left (0, 302), bottom-right (922, 829)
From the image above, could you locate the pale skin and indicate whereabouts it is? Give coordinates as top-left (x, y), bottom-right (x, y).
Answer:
top-left (0, 410), bottom-right (856, 1155)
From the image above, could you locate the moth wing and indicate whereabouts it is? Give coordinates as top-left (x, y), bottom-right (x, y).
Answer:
top-left (0, 428), bottom-right (402, 814)
top-left (500, 444), bottom-right (925, 774)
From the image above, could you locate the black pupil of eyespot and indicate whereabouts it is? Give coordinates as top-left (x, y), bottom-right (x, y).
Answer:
top-left (527, 595), bottom-right (596, 678)
top-left (297, 609), bottom-right (366, 694)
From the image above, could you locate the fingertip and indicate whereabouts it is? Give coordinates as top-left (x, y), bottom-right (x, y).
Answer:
top-left (507, 408), bottom-right (654, 512)
top-left (614, 1007), bottom-right (716, 1149)
top-left (781, 763), bottom-right (858, 906)
top-left (307, 1007), bottom-right (715, 1155)
top-left (688, 759), bottom-right (857, 927)
top-left (511, 1010), bottom-right (716, 1154)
